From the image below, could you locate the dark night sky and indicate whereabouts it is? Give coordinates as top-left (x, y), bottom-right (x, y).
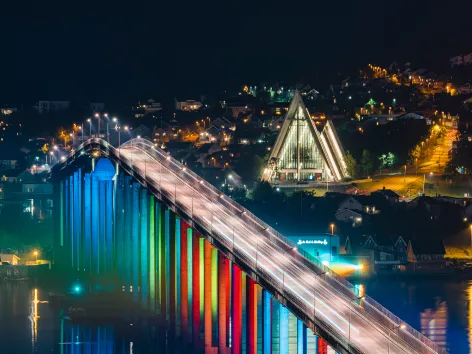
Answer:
top-left (1, 1), bottom-right (471, 102)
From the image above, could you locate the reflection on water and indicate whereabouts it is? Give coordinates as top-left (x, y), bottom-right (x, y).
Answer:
top-left (361, 278), bottom-right (472, 354)
top-left (420, 301), bottom-right (447, 348)
top-left (0, 282), bottom-right (181, 354)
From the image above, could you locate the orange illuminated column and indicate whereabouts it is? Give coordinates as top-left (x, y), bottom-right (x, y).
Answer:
top-left (204, 240), bottom-right (216, 353)
top-left (317, 337), bottom-right (328, 354)
top-left (180, 220), bottom-right (189, 342)
top-left (247, 277), bottom-right (257, 354)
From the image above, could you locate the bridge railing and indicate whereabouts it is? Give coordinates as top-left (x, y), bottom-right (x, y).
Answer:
top-left (55, 138), bottom-right (446, 354)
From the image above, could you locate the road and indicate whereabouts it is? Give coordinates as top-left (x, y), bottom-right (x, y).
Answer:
top-left (113, 139), bottom-right (441, 354)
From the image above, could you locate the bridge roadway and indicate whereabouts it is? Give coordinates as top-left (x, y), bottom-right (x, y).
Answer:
top-left (63, 138), bottom-right (446, 354)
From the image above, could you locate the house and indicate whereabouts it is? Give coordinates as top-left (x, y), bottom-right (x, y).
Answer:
top-left (372, 188), bottom-right (400, 204)
top-left (337, 196), bottom-right (378, 215)
top-left (0, 254), bottom-right (20, 265)
top-left (22, 183), bottom-right (53, 195)
top-left (175, 99), bottom-right (203, 111)
top-left (134, 99), bottom-right (162, 117)
top-left (335, 208), bottom-right (363, 226)
top-left (406, 240), bottom-right (446, 271)
top-left (33, 100), bottom-right (70, 114)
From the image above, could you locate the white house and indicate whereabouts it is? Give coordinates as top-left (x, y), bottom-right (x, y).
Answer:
top-left (0, 254), bottom-right (20, 265)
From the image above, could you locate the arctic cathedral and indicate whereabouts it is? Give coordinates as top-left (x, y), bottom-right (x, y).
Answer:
top-left (262, 91), bottom-right (349, 183)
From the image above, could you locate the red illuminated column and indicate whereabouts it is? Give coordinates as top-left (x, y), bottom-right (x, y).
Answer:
top-left (247, 277), bottom-right (257, 354)
top-left (204, 240), bottom-right (213, 353)
top-left (231, 264), bottom-right (242, 354)
top-left (317, 337), bottom-right (328, 354)
top-left (218, 253), bottom-right (229, 352)
top-left (180, 220), bottom-right (189, 342)
top-left (192, 232), bottom-right (201, 348)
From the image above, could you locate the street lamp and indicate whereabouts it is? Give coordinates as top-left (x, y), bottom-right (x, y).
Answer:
top-left (87, 118), bottom-right (92, 137)
top-left (330, 223), bottom-right (335, 235)
top-left (33, 250), bottom-right (38, 262)
top-left (95, 113), bottom-right (100, 137)
top-left (404, 165), bottom-right (406, 187)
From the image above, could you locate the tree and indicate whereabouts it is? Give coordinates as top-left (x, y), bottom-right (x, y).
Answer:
top-left (360, 149), bottom-right (373, 176)
top-left (251, 181), bottom-right (274, 203)
top-left (345, 152), bottom-right (357, 179)
top-left (379, 152), bottom-right (396, 173)
top-left (409, 145), bottom-right (421, 162)
top-left (40, 143), bottom-right (49, 154)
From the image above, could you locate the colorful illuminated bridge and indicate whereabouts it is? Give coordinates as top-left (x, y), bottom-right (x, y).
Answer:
top-left (49, 138), bottom-right (446, 354)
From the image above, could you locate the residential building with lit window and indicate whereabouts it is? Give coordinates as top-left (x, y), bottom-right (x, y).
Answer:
top-left (175, 99), bottom-right (202, 111)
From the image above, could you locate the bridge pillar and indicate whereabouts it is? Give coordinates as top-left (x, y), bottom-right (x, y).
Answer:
top-left (131, 183), bottom-right (140, 301)
top-left (247, 278), bottom-right (257, 354)
top-left (231, 264), bottom-right (242, 354)
top-left (192, 231), bottom-right (202, 348)
top-left (204, 240), bottom-right (216, 353)
top-left (124, 176), bottom-right (132, 289)
top-left (180, 219), bottom-right (189, 342)
top-left (73, 169), bottom-right (82, 272)
top-left (297, 320), bottom-right (307, 354)
top-left (164, 208), bottom-right (171, 322)
top-left (307, 330), bottom-right (317, 353)
top-left (175, 216), bottom-right (181, 337)
top-left (187, 227), bottom-right (193, 342)
top-left (140, 188), bottom-right (149, 308)
top-left (169, 211), bottom-right (176, 331)
top-left (105, 180), bottom-right (113, 276)
top-left (263, 290), bottom-right (272, 354)
top-left (68, 175), bottom-right (74, 269)
top-left (149, 195), bottom-right (156, 312)
top-left (279, 304), bottom-right (289, 354)
top-left (83, 173), bottom-right (91, 274)
top-left (218, 252), bottom-right (229, 353)
top-left (317, 337), bottom-right (327, 354)
top-left (91, 173), bottom-right (99, 275)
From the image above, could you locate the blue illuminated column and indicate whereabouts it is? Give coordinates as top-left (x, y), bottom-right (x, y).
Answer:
top-left (297, 320), bottom-right (307, 354)
top-left (263, 290), bottom-right (272, 354)
top-left (69, 175), bottom-right (74, 268)
top-left (83, 173), bottom-right (91, 273)
top-left (279, 304), bottom-right (289, 354)
top-left (131, 182), bottom-right (140, 301)
top-left (64, 178), bottom-right (69, 268)
top-left (73, 169), bottom-right (82, 271)
top-left (124, 176), bottom-right (132, 288)
top-left (105, 180), bottom-right (113, 274)
top-left (115, 173), bottom-right (125, 283)
top-left (99, 180), bottom-right (106, 273)
top-left (140, 188), bottom-right (149, 307)
top-left (91, 173), bottom-right (99, 275)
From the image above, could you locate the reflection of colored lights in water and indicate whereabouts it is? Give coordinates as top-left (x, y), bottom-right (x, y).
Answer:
top-left (469, 284), bottom-right (472, 351)
top-left (420, 300), bottom-right (447, 349)
top-left (328, 262), bottom-right (365, 276)
top-left (30, 288), bottom-right (39, 347)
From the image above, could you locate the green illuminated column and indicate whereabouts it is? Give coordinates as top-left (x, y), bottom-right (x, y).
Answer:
top-left (187, 227), bottom-right (193, 339)
top-left (149, 195), bottom-right (156, 312)
top-left (140, 188), bottom-right (149, 308)
top-left (131, 183), bottom-right (140, 301)
top-left (175, 216), bottom-right (181, 336)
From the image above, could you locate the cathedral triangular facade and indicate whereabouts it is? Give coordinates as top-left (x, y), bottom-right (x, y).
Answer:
top-left (262, 91), bottom-right (349, 183)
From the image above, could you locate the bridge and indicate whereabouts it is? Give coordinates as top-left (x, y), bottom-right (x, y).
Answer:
top-left (49, 138), bottom-right (446, 354)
